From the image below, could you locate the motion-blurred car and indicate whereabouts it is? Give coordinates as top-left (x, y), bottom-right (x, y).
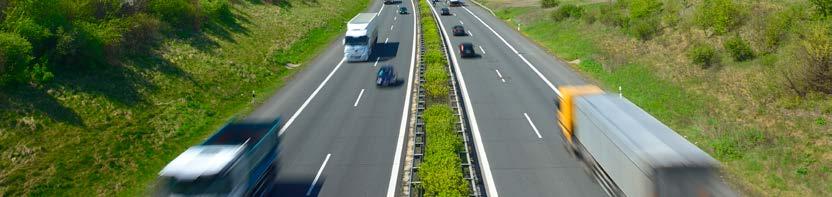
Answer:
top-left (399, 6), bottom-right (408, 14)
top-left (377, 65), bottom-right (398, 86)
top-left (452, 25), bottom-right (466, 36)
top-left (440, 7), bottom-right (451, 16)
top-left (459, 43), bottom-right (475, 58)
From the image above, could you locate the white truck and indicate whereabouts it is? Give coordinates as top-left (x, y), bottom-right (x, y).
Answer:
top-left (344, 13), bottom-right (378, 62)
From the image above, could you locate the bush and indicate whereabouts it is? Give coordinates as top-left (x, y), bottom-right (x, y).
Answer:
top-left (694, 0), bottom-right (743, 34)
top-left (629, 17), bottom-right (659, 40)
top-left (420, 106), bottom-right (469, 196)
top-left (795, 23), bottom-right (832, 94)
top-left (810, 0), bottom-right (832, 17)
top-left (597, 4), bottom-right (628, 28)
top-left (762, 8), bottom-right (799, 52)
top-left (200, 0), bottom-right (233, 24)
top-left (0, 32), bottom-right (34, 85)
top-left (628, 0), bottom-right (663, 19)
top-left (688, 43), bottom-right (718, 68)
top-left (724, 35), bottom-right (754, 61)
top-left (149, 0), bottom-right (198, 31)
top-left (551, 4), bottom-right (583, 21)
top-left (541, 0), bottom-right (560, 8)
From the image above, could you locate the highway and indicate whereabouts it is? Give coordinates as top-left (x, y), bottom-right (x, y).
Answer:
top-left (428, 0), bottom-right (608, 196)
top-left (244, 0), bottom-right (417, 196)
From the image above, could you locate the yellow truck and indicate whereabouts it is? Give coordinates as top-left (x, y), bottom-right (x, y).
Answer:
top-left (555, 85), bottom-right (734, 197)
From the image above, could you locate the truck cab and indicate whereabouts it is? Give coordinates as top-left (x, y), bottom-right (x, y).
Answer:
top-left (345, 13), bottom-right (379, 62)
top-left (155, 118), bottom-right (281, 196)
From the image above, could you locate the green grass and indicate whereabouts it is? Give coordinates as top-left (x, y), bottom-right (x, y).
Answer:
top-left (492, 2), bottom-right (831, 197)
top-left (0, 0), bottom-right (368, 195)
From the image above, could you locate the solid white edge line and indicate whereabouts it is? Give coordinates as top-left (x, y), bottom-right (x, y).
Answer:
top-left (278, 58), bottom-right (346, 136)
top-left (353, 89), bottom-right (365, 107)
top-left (461, 6), bottom-right (562, 97)
top-left (378, 4), bottom-right (385, 16)
top-left (306, 153), bottom-right (332, 196)
top-left (385, 0), bottom-right (418, 195)
top-left (428, 1), bottom-right (499, 196)
top-left (479, 45), bottom-right (486, 54)
top-left (523, 113), bottom-right (543, 139)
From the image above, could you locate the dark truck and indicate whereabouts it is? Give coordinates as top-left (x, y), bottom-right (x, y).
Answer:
top-left (155, 118), bottom-right (281, 196)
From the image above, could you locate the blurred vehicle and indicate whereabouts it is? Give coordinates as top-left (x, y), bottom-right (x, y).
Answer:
top-left (459, 43), bottom-right (475, 58)
top-left (345, 13), bottom-right (379, 62)
top-left (398, 6), bottom-right (408, 14)
top-left (377, 65), bottom-right (398, 87)
top-left (440, 7), bottom-right (451, 16)
top-left (384, 0), bottom-right (393, 4)
top-left (556, 85), bottom-right (735, 197)
top-left (449, 0), bottom-right (464, 7)
top-left (452, 25), bottom-right (466, 36)
top-left (154, 118), bottom-right (281, 197)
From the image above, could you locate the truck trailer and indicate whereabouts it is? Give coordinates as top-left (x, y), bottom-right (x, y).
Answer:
top-left (556, 85), bottom-right (734, 197)
top-left (344, 13), bottom-right (379, 62)
top-left (154, 118), bottom-right (281, 196)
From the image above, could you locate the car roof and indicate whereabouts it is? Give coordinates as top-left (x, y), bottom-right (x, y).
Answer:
top-left (461, 43), bottom-right (473, 47)
top-left (453, 25), bottom-right (463, 28)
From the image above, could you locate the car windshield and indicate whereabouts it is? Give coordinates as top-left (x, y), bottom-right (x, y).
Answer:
top-left (345, 36), bottom-right (368, 46)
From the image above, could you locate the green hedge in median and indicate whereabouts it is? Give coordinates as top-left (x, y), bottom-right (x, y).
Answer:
top-left (417, 0), bottom-right (470, 196)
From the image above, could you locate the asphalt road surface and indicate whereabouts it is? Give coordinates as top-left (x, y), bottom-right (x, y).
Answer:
top-left (244, 0), bottom-right (417, 196)
top-left (428, 0), bottom-right (607, 196)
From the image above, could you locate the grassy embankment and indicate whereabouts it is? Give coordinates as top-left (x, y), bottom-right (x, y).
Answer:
top-left (0, 0), bottom-right (367, 195)
top-left (417, 0), bottom-right (471, 196)
top-left (478, 0), bottom-right (831, 196)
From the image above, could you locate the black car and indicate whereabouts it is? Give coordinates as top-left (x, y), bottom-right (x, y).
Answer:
top-left (452, 25), bottom-right (466, 36)
top-left (377, 65), bottom-right (398, 86)
top-left (459, 43), bottom-right (475, 58)
top-left (399, 6), bottom-right (408, 14)
top-left (440, 7), bottom-right (451, 16)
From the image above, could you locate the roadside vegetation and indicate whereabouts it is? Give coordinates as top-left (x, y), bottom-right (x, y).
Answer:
top-left (480, 0), bottom-right (832, 196)
top-left (0, 0), bottom-right (367, 195)
top-left (417, 0), bottom-right (470, 196)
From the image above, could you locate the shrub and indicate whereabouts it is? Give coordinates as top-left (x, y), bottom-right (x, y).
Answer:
top-left (424, 66), bottom-right (448, 83)
top-left (628, 0), bottom-right (663, 19)
top-left (597, 4), bottom-right (628, 28)
top-left (551, 4), bottom-right (583, 21)
top-left (541, 0), bottom-right (560, 8)
top-left (810, 0), bottom-right (832, 17)
top-left (762, 8), bottom-right (798, 52)
top-left (724, 35), bottom-right (754, 61)
top-left (149, 0), bottom-right (198, 31)
top-left (420, 105), bottom-right (469, 196)
top-left (694, 0), bottom-right (743, 34)
top-left (795, 23), bottom-right (832, 94)
top-left (200, 0), bottom-right (233, 24)
top-left (121, 14), bottom-right (163, 53)
top-left (629, 17), bottom-right (659, 40)
top-left (0, 32), bottom-right (34, 85)
top-left (688, 43), bottom-right (718, 68)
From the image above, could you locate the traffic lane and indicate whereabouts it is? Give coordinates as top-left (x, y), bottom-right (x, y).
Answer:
top-left (439, 5), bottom-right (608, 196)
top-left (457, 4), bottom-right (588, 86)
top-left (245, 0), bottom-right (389, 122)
top-left (269, 0), bottom-right (417, 195)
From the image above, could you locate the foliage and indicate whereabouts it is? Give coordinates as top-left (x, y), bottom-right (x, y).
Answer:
top-left (596, 4), bottom-right (628, 28)
top-left (688, 42), bottom-right (718, 68)
top-left (628, 17), bottom-right (659, 40)
top-left (551, 4), bottom-right (583, 21)
top-left (762, 7), bottom-right (800, 53)
top-left (628, 0), bottom-right (662, 19)
top-left (694, 0), bottom-right (743, 34)
top-left (785, 22), bottom-right (832, 94)
top-left (420, 106), bottom-right (469, 196)
top-left (810, 0), bottom-right (832, 17)
top-left (0, 32), bottom-right (33, 85)
top-left (541, 0), bottom-right (560, 8)
top-left (724, 35), bottom-right (754, 61)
